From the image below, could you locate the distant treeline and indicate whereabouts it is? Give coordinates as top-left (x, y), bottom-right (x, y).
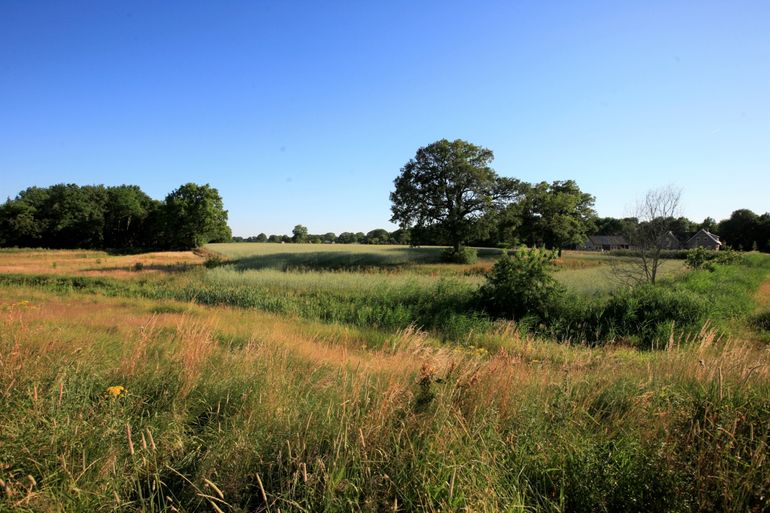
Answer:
top-left (593, 211), bottom-right (770, 252)
top-left (239, 180), bottom-right (599, 248)
top-left (237, 211), bottom-right (770, 252)
top-left (0, 183), bottom-right (231, 250)
top-left (3, 181), bottom-right (768, 252)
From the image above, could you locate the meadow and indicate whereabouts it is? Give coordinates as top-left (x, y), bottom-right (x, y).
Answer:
top-left (1, 244), bottom-right (769, 512)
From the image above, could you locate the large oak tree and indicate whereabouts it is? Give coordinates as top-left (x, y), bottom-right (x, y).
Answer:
top-left (390, 139), bottom-right (521, 254)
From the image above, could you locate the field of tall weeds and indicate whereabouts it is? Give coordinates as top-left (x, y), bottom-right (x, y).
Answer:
top-left (1, 288), bottom-right (768, 512)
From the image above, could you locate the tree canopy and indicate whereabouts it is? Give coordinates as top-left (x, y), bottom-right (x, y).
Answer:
top-left (0, 182), bottom-right (231, 250)
top-left (390, 139), bottom-right (522, 253)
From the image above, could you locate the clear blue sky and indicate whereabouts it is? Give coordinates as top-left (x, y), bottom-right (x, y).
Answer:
top-left (1, 1), bottom-right (768, 236)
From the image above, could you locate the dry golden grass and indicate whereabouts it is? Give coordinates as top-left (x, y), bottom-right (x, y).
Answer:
top-left (2, 285), bottom-right (769, 512)
top-left (0, 249), bottom-right (202, 278)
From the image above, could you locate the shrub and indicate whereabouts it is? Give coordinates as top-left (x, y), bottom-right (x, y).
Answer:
top-left (685, 247), bottom-right (714, 270)
top-left (686, 247), bottom-right (744, 271)
top-left (600, 285), bottom-right (707, 347)
top-left (440, 246), bottom-right (478, 264)
top-left (477, 247), bottom-right (562, 321)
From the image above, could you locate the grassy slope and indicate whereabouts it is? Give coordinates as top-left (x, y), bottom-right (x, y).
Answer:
top-left (1, 288), bottom-right (768, 513)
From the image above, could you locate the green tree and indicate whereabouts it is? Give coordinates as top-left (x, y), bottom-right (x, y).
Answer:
top-left (365, 229), bottom-right (391, 244)
top-left (292, 224), bottom-right (308, 243)
top-left (593, 216), bottom-right (639, 237)
top-left (390, 139), bottom-right (521, 255)
top-left (0, 198), bottom-right (42, 247)
top-left (337, 232), bottom-right (358, 244)
top-left (163, 183), bottom-right (231, 249)
top-left (698, 217), bottom-right (718, 233)
top-left (518, 180), bottom-right (596, 248)
top-left (104, 185), bottom-right (157, 249)
top-left (718, 209), bottom-right (760, 251)
top-left (256, 233), bottom-right (267, 243)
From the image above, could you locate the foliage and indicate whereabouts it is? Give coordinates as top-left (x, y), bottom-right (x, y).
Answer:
top-left (390, 139), bottom-right (522, 252)
top-left (441, 246), bottom-right (478, 264)
top-left (718, 209), bottom-right (770, 252)
top-left (0, 182), bottom-right (231, 250)
top-left (365, 228), bottom-right (391, 244)
top-left (477, 248), bottom-right (562, 321)
top-left (2, 283), bottom-right (769, 512)
top-left (162, 183), bottom-right (231, 249)
top-left (686, 247), bottom-right (744, 271)
top-left (292, 224), bottom-right (308, 243)
top-left (598, 285), bottom-right (706, 346)
top-left (515, 180), bottom-right (597, 248)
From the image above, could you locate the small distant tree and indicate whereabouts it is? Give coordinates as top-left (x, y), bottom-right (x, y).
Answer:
top-left (256, 233), bottom-right (267, 243)
top-left (365, 228), bottom-right (391, 244)
top-left (614, 186), bottom-right (682, 285)
top-left (322, 232), bottom-right (337, 243)
top-left (163, 183), bottom-right (231, 249)
top-left (337, 232), bottom-right (357, 244)
top-left (391, 228), bottom-right (411, 245)
top-left (292, 224), bottom-right (308, 243)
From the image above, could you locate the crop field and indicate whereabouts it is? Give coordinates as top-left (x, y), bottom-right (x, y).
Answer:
top-left (1, 245), bottom-right (769, 512)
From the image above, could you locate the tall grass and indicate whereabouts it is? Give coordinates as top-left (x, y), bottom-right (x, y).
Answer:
top-left (1, 291), bottom-right (768, 512)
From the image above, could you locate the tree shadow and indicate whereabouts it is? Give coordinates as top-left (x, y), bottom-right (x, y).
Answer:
top-left (80, 263), bottom-right (197, 274)
top-left (227, 247), bottom-right (503, 271)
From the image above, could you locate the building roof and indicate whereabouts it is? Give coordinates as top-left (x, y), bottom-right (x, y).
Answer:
top-left (687, 228), bottom-right (721, 246)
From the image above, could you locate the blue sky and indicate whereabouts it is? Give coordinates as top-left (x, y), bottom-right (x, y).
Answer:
top-left (1, 1), bottom-right (768, 236)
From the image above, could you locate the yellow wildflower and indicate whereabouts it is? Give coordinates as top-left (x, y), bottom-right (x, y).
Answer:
top-left (106, 385), bottom-right (127, 397)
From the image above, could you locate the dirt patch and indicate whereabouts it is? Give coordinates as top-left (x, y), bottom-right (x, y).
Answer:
top-left (0, 250), bottom-right (203, 278)
top-left (754, 278), bottom-right (770, 310)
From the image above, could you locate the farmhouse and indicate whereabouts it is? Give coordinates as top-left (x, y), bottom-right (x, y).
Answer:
top-left (659, 231), bottom-right (682, 250)
top-left (581, 235), bottom-right (631, 251)
top-left (686, 228), bottom-right (722, 250)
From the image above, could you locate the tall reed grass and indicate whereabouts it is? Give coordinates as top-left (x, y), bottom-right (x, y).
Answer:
top-left (1, 291), bottom-right (768, 512)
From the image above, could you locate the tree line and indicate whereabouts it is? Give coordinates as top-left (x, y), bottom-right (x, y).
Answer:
top-left (232, 226), bottom-right (406, 245)
top-left (234, 207), bottom-right (770, 255)
top-left (594, 210), bottom-right (770, 252)
top-left (2, 139), bottom-right (767, 254)
top-left (0, 183), bottom-right (231, 250)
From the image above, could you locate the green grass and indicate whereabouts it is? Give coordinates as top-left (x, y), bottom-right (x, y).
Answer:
top-left (3, 249), bottom-right (770, 511)
top-left (670, 252), bottom-right (770, 329)
top-left (553, 259), bottom-right (688, 296)
top-left (207, 242), bottom-right (502, 271)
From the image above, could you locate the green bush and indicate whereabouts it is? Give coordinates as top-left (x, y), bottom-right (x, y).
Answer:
top-left (686, 247), bottom-right (743, 271)
top-left (685, 247), bottom-right (714, 270)
top-left (477, 248), bottom-right (562, 321)
top-left (440, 246), bottom-right (478, 264)
top-left (599, 285), bottom-right (707, 347)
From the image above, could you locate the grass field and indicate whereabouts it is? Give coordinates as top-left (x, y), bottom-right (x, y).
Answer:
top-left (1, 245), bottom-right (769, 512)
